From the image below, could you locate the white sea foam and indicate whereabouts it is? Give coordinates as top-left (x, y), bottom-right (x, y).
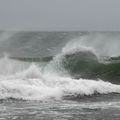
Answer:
top-left (0, 37), bottom-right (120, 100)
top-left (0, 61), bottom-right (120, 100)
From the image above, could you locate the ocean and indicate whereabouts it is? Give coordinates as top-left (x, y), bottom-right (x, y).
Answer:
top-left (0, 31), bottom-right (120, 120)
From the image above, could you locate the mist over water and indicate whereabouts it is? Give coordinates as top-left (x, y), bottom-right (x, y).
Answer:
top-left (0, 31), bottom-right (120, 57)
top-left (0, 31), bottom-right (119, 101)
top-left (0, 31), bottom-right (120, 119)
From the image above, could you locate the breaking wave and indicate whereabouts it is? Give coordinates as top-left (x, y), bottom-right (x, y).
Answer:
top-left (0, 38), bottom-right (120, 101)
top-left (0, 61), bottom-right (120, 100)
top-left (0, 32), bottom-right (120, 100)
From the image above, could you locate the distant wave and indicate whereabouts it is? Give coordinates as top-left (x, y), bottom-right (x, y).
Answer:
top-left (10, 56), bottom-right (53, 62)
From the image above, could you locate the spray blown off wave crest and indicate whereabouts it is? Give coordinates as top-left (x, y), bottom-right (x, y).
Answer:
top-left (45, 40), bottom-right (120, 83)
top-left (0, 44), bottom-right (120, 100)
top-left (0, 32), bottom-right (120, 100)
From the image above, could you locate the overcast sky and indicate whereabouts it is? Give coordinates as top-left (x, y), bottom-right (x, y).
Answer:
top-left (0, 0), bottom-right (120, 31)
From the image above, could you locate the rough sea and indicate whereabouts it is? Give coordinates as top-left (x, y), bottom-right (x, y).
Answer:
top-left (0, 31), bottom-right (120, 120)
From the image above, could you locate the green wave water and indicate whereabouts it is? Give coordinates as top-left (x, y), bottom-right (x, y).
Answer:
top-left (62, 51), bottom-right (120, 84)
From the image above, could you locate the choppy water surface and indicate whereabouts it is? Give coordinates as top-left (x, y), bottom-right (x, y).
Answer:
top-left (1, 98), bottom-right (120, 120)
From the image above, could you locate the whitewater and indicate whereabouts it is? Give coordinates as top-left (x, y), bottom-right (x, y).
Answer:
top-left (0, 31), bottom-right (120, 120)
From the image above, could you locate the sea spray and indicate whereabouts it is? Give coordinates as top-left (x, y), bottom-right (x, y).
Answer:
top-left (0, 45), bottom-right (119, 100)
top-left (0, 32), bottom-right (120, 100)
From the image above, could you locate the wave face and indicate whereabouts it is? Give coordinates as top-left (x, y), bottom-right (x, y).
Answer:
top-left (60, 49), bottom-right (120, 83)
top-left (0, 31), bottom-right (120, 100)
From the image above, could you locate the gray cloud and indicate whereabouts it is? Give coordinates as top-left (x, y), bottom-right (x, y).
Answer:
top-left (0, 0), bottom-right (120, 31)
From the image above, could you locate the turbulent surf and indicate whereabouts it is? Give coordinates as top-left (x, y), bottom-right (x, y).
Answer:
top-left (0, 31), bottom-right (120, 100)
